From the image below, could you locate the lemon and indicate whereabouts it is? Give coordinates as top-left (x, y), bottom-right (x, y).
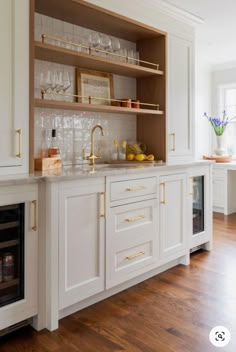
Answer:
top-left (127, 153), bottom-right (135, 161)
top-left (147, 154), bottom-right (155, 161)
top-left (135, 154), bottom-right (146, 161)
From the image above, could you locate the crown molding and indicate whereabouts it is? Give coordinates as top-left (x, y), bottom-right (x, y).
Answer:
top-left (152, 0), bottom-right (204, 26)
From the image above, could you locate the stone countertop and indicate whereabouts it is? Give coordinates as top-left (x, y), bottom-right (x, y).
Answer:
top-left (0, 160), bottom-right (213, 186)
top-left (213, 161), bottom-right (236, 170)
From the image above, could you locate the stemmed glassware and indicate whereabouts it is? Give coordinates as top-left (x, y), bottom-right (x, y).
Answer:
top-left (40, 70), bottom-right (71, 101)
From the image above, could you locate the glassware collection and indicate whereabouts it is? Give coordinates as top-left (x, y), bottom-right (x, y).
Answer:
top-left (39, 70), bottom-right (71, 100)
top-left (42, 32), bottom-right (141, 65)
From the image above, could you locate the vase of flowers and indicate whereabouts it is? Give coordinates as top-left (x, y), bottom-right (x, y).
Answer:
top-left (204, 111), bottom-right (234, 156)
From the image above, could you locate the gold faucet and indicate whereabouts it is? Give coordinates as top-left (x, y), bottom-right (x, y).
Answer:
top-left (85, 124), bottom-right (104, 166)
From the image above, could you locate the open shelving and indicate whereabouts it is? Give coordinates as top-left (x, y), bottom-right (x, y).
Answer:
top-left (34, 99), bottom-right (164, 116)
top-left (35, 42), bottom-right (164, 79)
top-left (30, 0), bottom-right (167, 171)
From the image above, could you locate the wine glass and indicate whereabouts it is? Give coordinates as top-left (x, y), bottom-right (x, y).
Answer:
top-left (62, 72), bottom-right (71, 101)
top-left (100, 34), bottom-right (111, 57)
top-left (89, 32), bottom-right (101, 55)
top-left (54, 71), bottom-right (64, 100)
top-left (111, 38), bottom-right (120, 60)
top-left (40, 71), bottom-right (53, 98)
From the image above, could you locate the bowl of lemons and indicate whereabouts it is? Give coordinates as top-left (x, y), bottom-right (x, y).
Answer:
top-left (126, 142), bottom-right (155, 162)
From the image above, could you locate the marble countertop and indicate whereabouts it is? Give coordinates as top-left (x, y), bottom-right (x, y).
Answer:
top-left (0, 160), bottom-right (213, 186)
top-left (213, 161), bottom-right (236, 170)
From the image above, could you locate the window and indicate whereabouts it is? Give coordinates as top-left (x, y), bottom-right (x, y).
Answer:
top-left (219, 84), bottom-right (236, 156)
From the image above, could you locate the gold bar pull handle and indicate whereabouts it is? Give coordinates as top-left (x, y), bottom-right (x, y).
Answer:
top-left (100, 192), bottom-right (106, 218)
top-left (31, 200), bottom-right (37, 231)
top-left (126, 251), bottom-right (145, 260)
top-left (126, 214), bottom-right (145, 222)
top-left (170, 133), bottom-right (176, 152)
top-left (126, 185), bottom-right (146, 192)
top-left (16, 129), bottom-right (22, 158)
top-left (160, 182), bottom-right (166, 205)
top-left (189, 177), bottom-right (194, 195)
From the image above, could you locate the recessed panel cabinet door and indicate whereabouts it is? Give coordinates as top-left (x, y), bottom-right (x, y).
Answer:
top-left (168, 35), bottom-right (194, 162)
top-left (59, 182), bottom-right (105, 310)
top-left (0, 0), bottom-right (29, 168)
top-left (159, 173), bottom-right (187, 259)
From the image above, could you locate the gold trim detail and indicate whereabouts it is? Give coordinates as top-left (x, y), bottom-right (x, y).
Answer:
top-left (16, 129), bottom-right (22, 158)
top-left (32, 200), bottom-right (37, 231)
top-left (126, 251), bottom-right (145, 260)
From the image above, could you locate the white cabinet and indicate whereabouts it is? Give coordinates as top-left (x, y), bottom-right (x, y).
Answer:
top-left (0, 183), bottom-right (38, 330)
top-left (106, 174), bottom-right (158, 288)
top-left (168, 34), bottom-right (194, 163)
top-left (58, 179), bottom-right (105, 310)
top-left (0, 0), bottom-right (29, 173)
top-left (189, 166), bottom-right (212, 250)
top-left (159, 173), bottom-right (187, 260)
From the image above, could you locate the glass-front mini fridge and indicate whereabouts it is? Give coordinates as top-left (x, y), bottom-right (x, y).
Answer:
top-left (0, 204), bottom-right (24, 307)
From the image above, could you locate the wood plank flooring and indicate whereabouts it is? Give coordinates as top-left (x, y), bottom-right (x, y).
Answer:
top-left (1, 213), bottom-right (236, 351)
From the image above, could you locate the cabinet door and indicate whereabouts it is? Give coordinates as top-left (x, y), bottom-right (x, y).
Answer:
top-left (168, 35), bottom-right (194, 162)
top-left (0, 186), bottom-right (38, 330)
top-left (159, 173), bottom-right (187, 259)
top-left (59, 183), bottom-right (105, 310)
top-left (0, 0), bottom-right (29, 169)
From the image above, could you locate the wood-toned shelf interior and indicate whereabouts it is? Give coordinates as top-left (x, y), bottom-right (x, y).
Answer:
top-left (0, 240), bottom-right (19, 250)
top-left (0, 221), bottom-right (19, 231)
top-left (35, 0), bottom-right (165, 41)
top-left (34, 99), bottom-right (164, 116)
top-left (35, 42), bottom-right (164, 78)
top-left (0, 279), bottom-right (19, 291)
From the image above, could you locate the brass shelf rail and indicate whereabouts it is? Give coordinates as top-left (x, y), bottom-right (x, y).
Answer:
top-left (41, 34), bottom-right (160, 70)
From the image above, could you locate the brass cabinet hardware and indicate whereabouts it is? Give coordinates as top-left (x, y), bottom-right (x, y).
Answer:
top-left (170, 132), bottom-right (176, 152)
top-left (126, 251), bottom-right (145, 260)
top-left (160, 182), bottom-right (166, 204)
top-left (100, 192), bottom-right (106, 218)
top-left (125, 214), bottom-right (145, 222)
top-left (32, 200), bottom-right (37, 231)
top-left (16, 129), bottom-right (22, 158)
top-left (126, 185), bottom-right (146, 192)
top-left (189, 177), bottom-right (194, 195)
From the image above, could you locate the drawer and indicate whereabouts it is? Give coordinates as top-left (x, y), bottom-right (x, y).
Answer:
top-left (106, 199), bottom-right (158, 289)
top-left (116, 241), bottom-right (153, 270)
top-left (110, 177), bottom-right (157, 203)
top-left (109, 199), bottom-right (157, 247)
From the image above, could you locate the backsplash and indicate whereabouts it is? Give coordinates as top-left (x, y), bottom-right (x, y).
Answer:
top-left (34, 14), bottom-right (137, 165)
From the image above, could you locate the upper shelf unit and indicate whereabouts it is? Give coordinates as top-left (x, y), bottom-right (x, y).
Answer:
top-left (35, 42), bottom-right (164, 78)
top-left (34, 0), bottom-right (165, 41)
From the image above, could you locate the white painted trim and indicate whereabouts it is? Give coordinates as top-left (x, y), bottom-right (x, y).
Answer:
top-left (152, 0), bottom-right (204, 26)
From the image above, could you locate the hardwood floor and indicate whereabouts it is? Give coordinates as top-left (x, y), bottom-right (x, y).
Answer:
top-left (1, 213), bottom-right (236, 351)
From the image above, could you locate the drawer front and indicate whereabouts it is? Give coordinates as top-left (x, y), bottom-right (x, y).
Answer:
top-left (110, 177), bottom-right (157, 202)
top-left (116, 241), bottom-right (153, 270)
top-left (106, 199), bottom-right (158, 288)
